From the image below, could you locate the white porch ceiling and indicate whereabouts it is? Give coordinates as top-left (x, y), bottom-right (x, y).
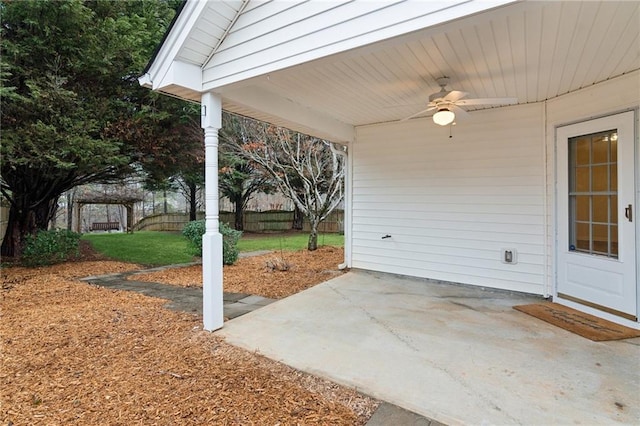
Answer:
top-left (175, 1), bottom-right (639, 141)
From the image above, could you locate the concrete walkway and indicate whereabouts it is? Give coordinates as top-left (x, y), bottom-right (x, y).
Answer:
top-left (81, 266), bottom-right (276, 320)
top-left (217, 270), bottom-right (640, 425)
top-left (81, 264), bottom-right (436, 424)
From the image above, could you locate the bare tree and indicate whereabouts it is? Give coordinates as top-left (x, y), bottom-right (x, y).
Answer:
top-left (239, 124), bottom-right (345, 251)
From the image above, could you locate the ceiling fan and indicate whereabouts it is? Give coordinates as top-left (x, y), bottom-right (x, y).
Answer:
top-left (402, 77), bottom-right (518, 125)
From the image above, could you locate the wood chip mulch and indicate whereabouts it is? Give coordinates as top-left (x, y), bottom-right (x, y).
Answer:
top-left (131, 246), bottom-right (347, 299)
top-left (1, 258), bottom-right (377, 425)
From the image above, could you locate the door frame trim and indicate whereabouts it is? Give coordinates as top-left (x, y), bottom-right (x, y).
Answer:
top-left (553, 108), bottom-right (639, 329)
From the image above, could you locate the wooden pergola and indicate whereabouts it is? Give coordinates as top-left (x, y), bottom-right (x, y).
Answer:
top-left (75, 193), bottom-right (143, 233)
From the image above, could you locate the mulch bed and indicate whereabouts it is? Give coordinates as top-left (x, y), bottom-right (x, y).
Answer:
top-left (1, 257), bottom-right (377, 425)
top-left (131, 246), bottom-right (347, 299)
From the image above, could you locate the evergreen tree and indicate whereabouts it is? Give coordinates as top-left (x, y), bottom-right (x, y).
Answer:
top-left (0, 0), bottom-right (178, 256)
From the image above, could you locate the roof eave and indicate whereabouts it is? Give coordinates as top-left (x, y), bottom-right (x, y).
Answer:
top-left (142, 0), bottom-right (187, 75)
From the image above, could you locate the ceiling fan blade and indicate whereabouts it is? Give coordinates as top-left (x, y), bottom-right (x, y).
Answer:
top-left (443, 90), bottom-right (468, 102)
top-left (456, 97), bottom-right (518, 106)
top-left (400, 106), bottom-right (437, 121)
top-left (449, 104), bottom-right (470, 120)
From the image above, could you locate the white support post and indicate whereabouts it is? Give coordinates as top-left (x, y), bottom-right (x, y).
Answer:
top-left (201, 92), bottom-right (223, 331)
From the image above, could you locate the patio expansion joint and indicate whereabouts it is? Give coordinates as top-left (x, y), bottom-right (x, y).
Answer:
top-left (327, 281), bottom-right (520, 423)
top-left (328, 283), bottom-right (421, 353)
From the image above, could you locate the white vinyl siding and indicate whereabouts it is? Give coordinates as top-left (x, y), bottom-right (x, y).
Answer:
top-left (351, 103), bottom-right (545, 294)
top-left (201, 0), bottom-right (513, 89)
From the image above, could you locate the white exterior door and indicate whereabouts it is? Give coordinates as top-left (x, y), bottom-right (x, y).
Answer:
top-left (556, 111), bottom-right (637, 321)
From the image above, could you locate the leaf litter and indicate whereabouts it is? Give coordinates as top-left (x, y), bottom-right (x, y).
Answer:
top-left (1, 252), bottom-right (378, 425)
top-left (131, 246), bottom-right (347, 299)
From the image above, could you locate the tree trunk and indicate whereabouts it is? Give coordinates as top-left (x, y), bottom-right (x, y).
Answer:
top-left (1, 198), bottom-right (58, 258)
top-left (1, 206), bottom-right (28, 258)
top-left (66, 191), bottom-right (74, 230)
top-left (292, 205), bottom-right (304, 230)
top-left (163, 189), bottom-right (168, 214)
top-left (234, 197), bottom-right (244, 231)
top-left (188, 183), bottom-right (198, 221)
top-left (50, 203), bottom-right (58, 229)
top-left (307, 219), bottom-right (319, 251)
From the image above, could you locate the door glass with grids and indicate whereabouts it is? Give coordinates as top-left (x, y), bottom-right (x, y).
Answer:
top-left (568, 130), bottom-right (618, 258)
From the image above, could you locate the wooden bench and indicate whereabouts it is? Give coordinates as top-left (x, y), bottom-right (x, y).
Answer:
top-left (90, 222), bottom-right (120, 231)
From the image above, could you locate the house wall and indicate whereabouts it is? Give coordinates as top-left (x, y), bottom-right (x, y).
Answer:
top-left (351, 73), bottom-right (639, 297)
top-left (352, 103), bottom-right (546, 294)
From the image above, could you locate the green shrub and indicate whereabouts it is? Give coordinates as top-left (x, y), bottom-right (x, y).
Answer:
top-left (182, 219), bottom-right (206, 254)
top-left (21, 229), bottom-right (82, 266)
top-left (182, 220), bottom-right (242, 265)
top-left (221, 223), bottom-right (242, 265)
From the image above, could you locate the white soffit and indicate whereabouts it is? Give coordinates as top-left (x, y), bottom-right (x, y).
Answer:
top-left (147, 1), bottom-right (639, 140)
top-left (142, 0), bottom-right (246, 94)
top-left (213, 0), bottom-right (639, 130)
top-left (200, 0), bottom-right (515, 89)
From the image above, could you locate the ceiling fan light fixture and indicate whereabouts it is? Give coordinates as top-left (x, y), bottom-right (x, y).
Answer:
top-left (433, 108), bottom-right (455, 126)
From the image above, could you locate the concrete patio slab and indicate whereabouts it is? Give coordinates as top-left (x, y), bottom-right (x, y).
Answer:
top-left (217, 270), bottom-right (640, 425)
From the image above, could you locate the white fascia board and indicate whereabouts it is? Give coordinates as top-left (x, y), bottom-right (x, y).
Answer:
top-left (138, 72), bottom-right (153, 89)
top-left (157, 60), bottom-right (203, 93)
top-left (142, 0), bottom-right (209, 91)
top-left (225, 86), bottom-right (355, 143)
top-left (203, 0), bottom-right (516, 90)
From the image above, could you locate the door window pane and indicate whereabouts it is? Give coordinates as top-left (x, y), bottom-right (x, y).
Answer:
top-left (576, 138), bottom-right (590, 165)
top-left (610, 136), bottom-right (617, 162)
top-left (592, 196), bottom-right (608, 223)
top-left (575, 223), bottom-right (590, 251)
top-left (568, 130), bottom-right (618, 258)
top-left (592, 137), bottom-right (609, 163)
top-left (575, 167), bottom-right (589, 192)
top-left (592, 165), bottom-right (608, 191)
top-left (610, 164), bottom-right (617, 189)
top-left (592, 224), bottom-right (609, 254)
top-left (576, 196), bottom-right (589, 221)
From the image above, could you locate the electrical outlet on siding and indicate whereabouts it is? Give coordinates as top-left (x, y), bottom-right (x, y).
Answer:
top-left (501, 248), bottom-right (517, 264)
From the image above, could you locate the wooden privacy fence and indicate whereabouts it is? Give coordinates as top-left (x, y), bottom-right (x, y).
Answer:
top-left (229, 210), bottom-right (343, 233)
top-left (133, 210), bottom-right (343, 233)
top-left (134, 213), bottom-right (204, 232)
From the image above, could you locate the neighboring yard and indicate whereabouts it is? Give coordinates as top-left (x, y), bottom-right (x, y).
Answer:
top-left (1, 233), bottom-right (374, 425)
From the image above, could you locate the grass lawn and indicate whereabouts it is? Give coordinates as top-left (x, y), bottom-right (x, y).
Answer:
top-left (83, 231), bottom-right (194, 266)
top-left (237, 232), bottom-right (343, 252)
top-left (83, 231), bottom-right (343, 266)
